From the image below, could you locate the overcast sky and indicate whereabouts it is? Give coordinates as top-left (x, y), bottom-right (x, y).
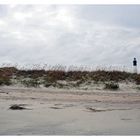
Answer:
top-left (0, 5), bottom-right (140, 69)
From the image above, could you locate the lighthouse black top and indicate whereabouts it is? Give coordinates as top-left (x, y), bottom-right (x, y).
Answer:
top-left (133, 58), bottom-right (137, 66)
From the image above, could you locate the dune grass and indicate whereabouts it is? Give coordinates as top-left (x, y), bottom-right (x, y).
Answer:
top-left (0, 66), bottom-right (139, 88)
top-left (104, 82), bottom-right (119, 90)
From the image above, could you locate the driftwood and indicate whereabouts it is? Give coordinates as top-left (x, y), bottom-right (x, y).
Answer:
top-left (50, 106), bottom-right (63, 109)
top-left (9, 104), bottom-right (27, 110)
top-left (86, 107), bottom-right (131, 112)
top-left (86, 107), bottom-right (107, 112)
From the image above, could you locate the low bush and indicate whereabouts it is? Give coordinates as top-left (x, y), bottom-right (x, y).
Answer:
top-left (45, 70), bottom-right (66, 82)
top-left (104, 82), bottom-right (119, 90)
top-left (0, 77), bottom-right (12, 86)
top-left (134, 74), bottom-right (140, 85)
top-left (21, 79), bottom-right (40, 87)
top-left (43, 82), bottom-right (52, 87)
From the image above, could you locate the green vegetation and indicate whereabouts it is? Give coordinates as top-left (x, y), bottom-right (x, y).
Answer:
top-left (134, 74), bottom-right (140, 85)
top-left (21, 79), bottom-right (40, 87)
top-left (136, 86), bottom-right (140, 90)
top-left (0, 66), bottom-right (139, 89)
top-left (104, 82), bottom-right (119, 90)
top-left (0, 77), bottom-right (12, 86)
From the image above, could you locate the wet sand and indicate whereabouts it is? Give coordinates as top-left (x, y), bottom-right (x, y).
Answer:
top-left (0, 86), bottom-right (140, 135)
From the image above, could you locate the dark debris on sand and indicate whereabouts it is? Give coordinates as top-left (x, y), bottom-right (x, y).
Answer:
top-left (50, 106), bottom-right (63, 109)
top-left (86, 107), bottom-right (107, 112)
top-left (9, 104), bottom-right (30, 110)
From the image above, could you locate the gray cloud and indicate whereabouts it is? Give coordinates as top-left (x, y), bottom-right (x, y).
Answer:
top-left (74, 5), bottom-right (140, 28)
top-left (0, 5), bottom-right (140, 71)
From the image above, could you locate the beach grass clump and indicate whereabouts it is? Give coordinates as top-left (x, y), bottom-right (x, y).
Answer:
top-left (43, 82), bottom-right (52, 87)
top-left (0, 77), bottom-right (12, 86)
top-left (21, 79), bottom-right (40, 87)
top-left (16, 69), bottom-right (46, 79)
top-left (134, 74), bottom-right (140, 85)
top-left (45, 70), bottom-right (66, 82)
top-left (0, 67), bottom-right (17, 77)
top-left (89, 70), bottom-right (133, 82)
top-left (66, 71), bottom-right (88, 81)
top-left (43, 81), bottom-right (66, 88)
top-left (104, 82), bottom-right (119, 90)
top-left (136, 86), bottom-right (140, 90)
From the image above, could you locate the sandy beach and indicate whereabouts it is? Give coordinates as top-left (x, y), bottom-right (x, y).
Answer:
top-left (0, 86), bottom-right (140, 135)
top-left (1, 3), bottom-right (140, 137)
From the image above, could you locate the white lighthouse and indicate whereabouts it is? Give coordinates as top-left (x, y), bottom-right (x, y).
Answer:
top-left (133, 58), bottom-right (137, 74)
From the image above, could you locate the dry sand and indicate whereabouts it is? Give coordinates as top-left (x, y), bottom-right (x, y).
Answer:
top-left (0, 86), bottom-right (140, 135)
